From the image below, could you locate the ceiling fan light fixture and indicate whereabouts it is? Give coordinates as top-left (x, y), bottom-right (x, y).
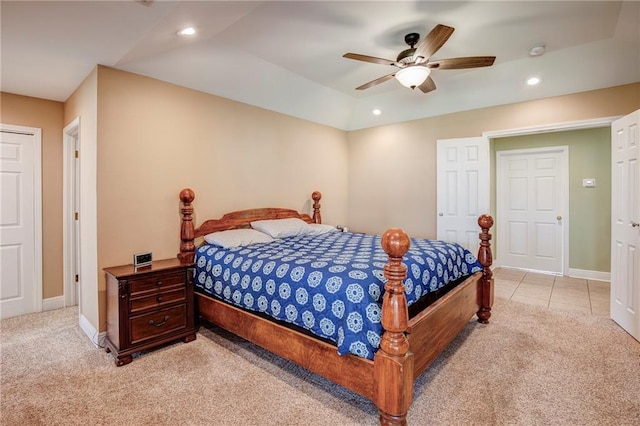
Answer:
top-left (395, 65), bottom-right (431, 89)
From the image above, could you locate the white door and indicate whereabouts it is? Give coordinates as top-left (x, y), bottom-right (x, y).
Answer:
top-left (497, 147), bottom-right (568, 274)
top-left (436, 137), bottom-right (490, 253)
top-left (0, 126), bottom-right (42, 319)
top-left (611, 110), bottom-right (640, 341)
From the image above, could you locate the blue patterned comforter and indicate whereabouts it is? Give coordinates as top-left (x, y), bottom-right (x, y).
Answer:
top-left (194, 232), bottom-right (483, 360)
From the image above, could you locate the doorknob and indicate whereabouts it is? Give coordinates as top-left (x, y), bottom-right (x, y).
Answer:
top-left (632, 221), bottom-right (640, 228)
top-left (438, 213), bottom-right (443, 216)
top-left (556, 215), bottom-right (562, 221)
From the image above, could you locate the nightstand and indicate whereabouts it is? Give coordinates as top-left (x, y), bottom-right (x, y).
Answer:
top-left (104, 258), bottom-right (197, 366)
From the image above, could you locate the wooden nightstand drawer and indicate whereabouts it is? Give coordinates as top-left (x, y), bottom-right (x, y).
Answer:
top-left (130, 304), bottom-right (187, 345)
top-left (129, 270), bottom-right (185, 295)
top-left (129, 287), bottom-right (186, 314)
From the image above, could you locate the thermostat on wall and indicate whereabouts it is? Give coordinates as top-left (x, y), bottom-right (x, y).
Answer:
top-left (133, 252), bottom-right (153, 267)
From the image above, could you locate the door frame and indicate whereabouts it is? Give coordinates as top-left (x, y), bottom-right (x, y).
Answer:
top-left (496, 146), bottom-right (569, 275)
top-left (0, 123), bottom-right (43, 314)
top-left (63, 117), bottom-right (80, 307)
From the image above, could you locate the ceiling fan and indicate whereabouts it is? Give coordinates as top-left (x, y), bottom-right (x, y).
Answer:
top-left (343, 24), bottom-right (496, 93)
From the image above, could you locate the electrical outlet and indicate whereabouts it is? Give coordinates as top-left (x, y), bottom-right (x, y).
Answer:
top-left (582, 178), bottom-right (596, 188)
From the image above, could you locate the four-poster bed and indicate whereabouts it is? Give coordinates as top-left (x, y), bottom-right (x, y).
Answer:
top-left (177, 188), bottom-right (494, 425)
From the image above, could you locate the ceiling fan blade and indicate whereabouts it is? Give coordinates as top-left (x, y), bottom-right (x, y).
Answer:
top-left (356, 73), bottom-right (396, 90)
top-left (418, 76), bottom-right (436, 93)
top-left (413, 24), bottom-right (455, 63)
top-left (343, 53), bottom-right (397, 67)
top-left (428, 56), bottom-right (496, 69)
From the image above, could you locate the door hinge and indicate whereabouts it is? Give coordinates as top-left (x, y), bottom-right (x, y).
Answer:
top-left (75, 150), bottom-right (79, 159)
top-left (75, 212), bottom-right (79, 221)
top-left (75, 274), bottom-right (79, 283)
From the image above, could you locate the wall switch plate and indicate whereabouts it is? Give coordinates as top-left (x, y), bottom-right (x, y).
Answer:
top-left (582, 178), bottom-right (596, 188)
top-left (133, 252), bottom-right (152, 267)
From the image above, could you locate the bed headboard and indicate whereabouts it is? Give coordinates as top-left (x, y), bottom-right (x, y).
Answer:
top-left (177, 189), bottom-right (322, 263)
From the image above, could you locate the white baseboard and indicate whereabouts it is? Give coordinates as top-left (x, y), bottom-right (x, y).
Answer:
top-left (79, 313), bottom-right (105, 347)
top-left (42, 296), bottom-right (65, 312)
top-left (567, 268), bottom-right (611, 282)
top-left (80, 314), bottom-right (98, 347)
top-left (493, 263), bottom-right (561, 276)
top-left (493, 262), bottom-right (610, 282)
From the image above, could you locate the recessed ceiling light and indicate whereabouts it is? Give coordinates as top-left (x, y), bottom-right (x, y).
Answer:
top-left (526, 76), bottom-right (542, 86)
top-left (177, 27), bottom-right (196, 37)
top-left (528, 44), bottom-right (546, 57)
top-left (372, 109), bottom-right (382, 116)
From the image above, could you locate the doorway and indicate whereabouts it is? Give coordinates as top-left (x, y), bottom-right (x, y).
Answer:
top-left (490, 125), bottom-right (612, 279)
top-left (63, 118), bottom-right (81, 307)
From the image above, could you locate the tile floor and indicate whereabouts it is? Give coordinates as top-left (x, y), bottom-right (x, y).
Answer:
top-left (493, 267), bottom-right (610, 317)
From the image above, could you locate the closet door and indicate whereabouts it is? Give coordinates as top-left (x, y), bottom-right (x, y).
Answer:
top-left (0, 125), bottom-right (42, 319)
top-left (496, 147), bottom-right (568, 274)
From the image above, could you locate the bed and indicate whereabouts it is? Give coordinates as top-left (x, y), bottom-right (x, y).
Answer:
top-left (177, 188), bottom-right (494, 425)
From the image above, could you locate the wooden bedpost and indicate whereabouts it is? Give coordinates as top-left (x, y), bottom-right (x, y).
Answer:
top-left (311, 191), bottom-right (322, 224)
top-left (178, 188), bottom-right (196, 264)
top-left (476, 214), bottom-right (494, 324)
top-left (375, 228), bottom-right (414, 426)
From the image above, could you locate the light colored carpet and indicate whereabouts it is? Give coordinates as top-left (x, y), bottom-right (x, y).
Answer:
top-left (1, 297), bottom-right (639, 425)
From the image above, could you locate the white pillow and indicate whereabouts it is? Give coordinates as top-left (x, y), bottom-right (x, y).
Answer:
top-left (305, 223), bottom-right (339, 236)
top-left (204, 228), bottom-right (275, 248)
top-left (250, 217), bottom-right (311, 238)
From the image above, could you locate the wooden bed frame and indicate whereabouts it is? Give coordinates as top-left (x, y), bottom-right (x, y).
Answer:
top-left (177, 188), bottom-right (494, 425)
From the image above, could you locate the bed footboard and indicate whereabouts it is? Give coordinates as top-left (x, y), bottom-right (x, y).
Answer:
top-left (374, 216), bottom-right (494, 425)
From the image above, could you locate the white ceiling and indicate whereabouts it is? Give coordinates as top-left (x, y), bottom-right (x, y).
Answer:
top-left (2, 1), bottom-right (639, 130)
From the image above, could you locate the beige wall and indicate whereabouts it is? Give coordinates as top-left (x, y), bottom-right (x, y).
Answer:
top-left (95, 66), bottom-right (348, 329)
top-left (0, 92), bottom-right (64, 299)
top-left (64, 68), bottom-right (100, 330)
top-left (4, 71), bottom-right (639, 331)
top-left (347, 83), bottom-right (640, 241)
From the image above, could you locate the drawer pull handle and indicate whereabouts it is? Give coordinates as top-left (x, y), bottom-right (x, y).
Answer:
top-left (149, 316), bottom-right (170, 327)
top-left (157, 295), bottom-right (163, 302)
top-left (156, 281), bottom-right (163, 286)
